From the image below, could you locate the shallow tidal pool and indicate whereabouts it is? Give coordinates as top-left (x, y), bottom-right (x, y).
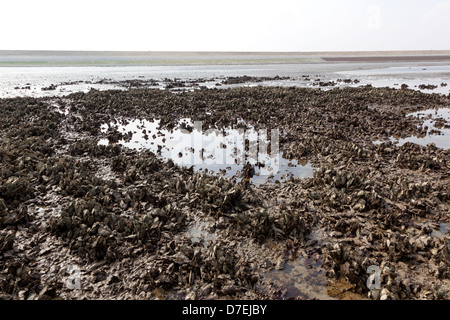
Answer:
top-left (374, 107), bottom-right (450, 150)
top-left (99, 118), bottom-right (314, 185)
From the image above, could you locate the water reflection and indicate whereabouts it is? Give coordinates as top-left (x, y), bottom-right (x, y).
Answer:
top-left (263, 256), bottom-right (334, 300)
top-left (415, 219), bottom-right (450, 239)
top-left (186, 219), bottom-right (217, 246)
top-left (374, 108), bottom-right (450, 150)
top-left (432, 223), bottom-right (450, 239)
top-left (99, 118), bottom-right (314, 185)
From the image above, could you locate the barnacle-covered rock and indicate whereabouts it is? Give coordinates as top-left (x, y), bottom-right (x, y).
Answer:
top-left (0, 177), bottom-right (34, 203)
top-left (0, 229), bottom-right (15, 252)
top-left (0, 198), bottom-right (7, 217)
top-left (1, 82), bottom-right (450, 300)
top-left (310, 167), bottom-right (383, 211)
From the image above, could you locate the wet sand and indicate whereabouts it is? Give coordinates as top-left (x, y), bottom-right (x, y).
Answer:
top-left (1, 65), bottom-right (449, 100)
top-left (324, 55), bottom-right (450, 63)
top-left (1, 50), bottom-right (450, 66)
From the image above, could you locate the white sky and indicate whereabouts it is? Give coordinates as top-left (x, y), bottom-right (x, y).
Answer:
top-left (1, 0), bottom-right (449, 51)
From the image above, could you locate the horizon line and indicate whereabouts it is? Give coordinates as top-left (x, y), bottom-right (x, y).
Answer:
top-left (1, 49), bottom-right (450, 55)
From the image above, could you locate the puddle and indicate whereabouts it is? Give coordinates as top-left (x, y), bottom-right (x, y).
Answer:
top-left (415, 219), bottom-right (450, 239)
top-left (374, 108), bottom-right (450, 150)
top-left (263, 256), bottom-right (334, 300)
top-left (360, 79), bottom-right (449, 95)
top-left (186, 219), bottom-right (217, 246)
top-left (262, 227), bottom-right (336, 299)
top-left (430, 222), bottom-right (450, 239)
top-left (432, 223), bottom-right (450, 239)
top-left (99, 118), bottom-right (314, 185)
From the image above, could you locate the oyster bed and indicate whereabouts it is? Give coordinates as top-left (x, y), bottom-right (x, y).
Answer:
top-left (0, 85), bottom-right (449, 300)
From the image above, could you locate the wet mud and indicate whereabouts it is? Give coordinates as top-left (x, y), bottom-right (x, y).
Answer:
top-left (0, 84), bottom-right (449, 300)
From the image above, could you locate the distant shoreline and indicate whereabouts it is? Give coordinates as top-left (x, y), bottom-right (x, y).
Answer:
top-left (1, 50), bottom-right (450, 67)
top-left (2, 50), bottom-right (450, 56)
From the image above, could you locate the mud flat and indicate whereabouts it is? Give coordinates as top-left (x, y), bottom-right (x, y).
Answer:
top-left (323, 55), bottom-right (450, 63)
top-left (1, 50), bottom-right (450, 67)
top-left (0, 84), bottom-right (449, 300)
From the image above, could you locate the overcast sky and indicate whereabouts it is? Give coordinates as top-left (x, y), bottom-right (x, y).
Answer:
top-left (1, 0), bottom-right (449, 52)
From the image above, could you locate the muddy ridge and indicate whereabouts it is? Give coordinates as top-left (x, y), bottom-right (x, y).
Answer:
top-left (0, 85), bottom-right (449, 300)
